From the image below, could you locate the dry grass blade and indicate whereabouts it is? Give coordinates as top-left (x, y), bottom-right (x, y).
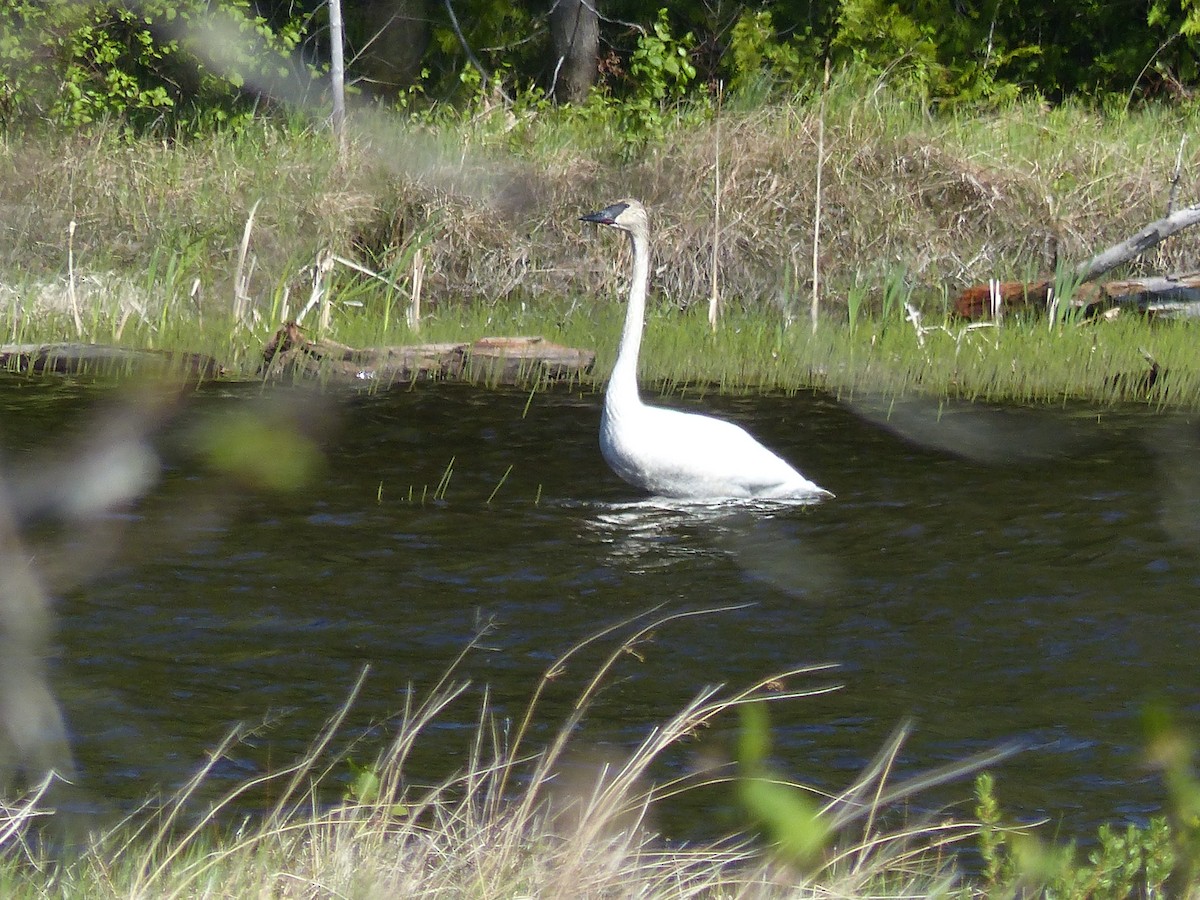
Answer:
top-left (0, 773), bottom-right (56, 865)
top-left (0, 615), bottom-right (1002, 899)
top-left (232, 198), bottom-right (260, 324)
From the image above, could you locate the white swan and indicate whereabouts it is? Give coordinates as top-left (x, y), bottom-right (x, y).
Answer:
top-left (581, 199), bottom-right (832, 501)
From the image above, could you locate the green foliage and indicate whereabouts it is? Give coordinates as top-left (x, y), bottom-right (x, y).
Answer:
top-left (629, 8), bottom-right (697, 104)
top-left (495, 6), bottom-right (705, 155)
top-left (736, 701), bottom-right (829, 869)
top-left (972, 770), bottom-right (1176, 898)
top-left (831, 0), bottom-right (1031, 106)
top-left (1087, 820), bottom-right (1174, 896)
top-left (973, 772), bottom-right (1014, 888)
top-left (7, 0), bottom-right (1200, 136)
top-left (427, 1), bottom-right (536, 104)
top-left (615, 8), bottom-right (698, 145)
top-left (1151, 0), bottom-right (1200, 36)
top-left (1145, 2), bottom-right (1200, 93)
top-left (833, 0), bottom-right (940, 98)
top-left (0, 0), bottom-right (306, 131)
top-left (1143, 702), bottom-right (1200, 893)
top-left (726, 10), bottom-right (809, 98)
top-left (344, 759), bottom-right (408, 818)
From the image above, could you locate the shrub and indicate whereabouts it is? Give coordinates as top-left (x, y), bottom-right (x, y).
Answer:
top-left (0, 0), bottom-right (307, 131)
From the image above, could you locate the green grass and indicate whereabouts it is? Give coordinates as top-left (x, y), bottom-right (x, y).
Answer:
top-left (3, 262), bottom-right (1194, 408)
top-left (4, 83), bottom-right (1200, 399)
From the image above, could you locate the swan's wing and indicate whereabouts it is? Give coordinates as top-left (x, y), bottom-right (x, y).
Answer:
top-left (608, 404), bottom-right (820, 497)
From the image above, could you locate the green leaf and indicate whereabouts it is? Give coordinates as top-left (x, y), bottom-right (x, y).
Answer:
top-left (738, 776), bottom-right (828, 867)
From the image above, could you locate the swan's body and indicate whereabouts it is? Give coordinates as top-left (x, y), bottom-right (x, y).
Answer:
top-left (581, 199), bottom-right (831, 501)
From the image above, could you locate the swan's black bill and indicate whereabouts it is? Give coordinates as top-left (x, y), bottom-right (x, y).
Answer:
top-left (580, 201), bottom-right (630, 225)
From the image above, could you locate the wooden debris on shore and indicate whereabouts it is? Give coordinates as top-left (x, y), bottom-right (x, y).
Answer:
top-left (0, 343), bottom-right (224, 379)
top-left (954, 274), bottom-right (1200, 319)
top-left (259, 322), bottom-right (595, 385)
top-left (954, 202), bottom-right (1200, 320)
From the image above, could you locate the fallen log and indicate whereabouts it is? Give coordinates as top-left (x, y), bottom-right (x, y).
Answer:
top-left (260, 322), bottom-right (596, 385)
top-left (0, 343), bottom-right (224, 379)
top-left (954, 202), bottom-right (1200, 319)
top-left (1074, 204), bottom-right (1200, 283)
top-left (953, 273), bottom-right (1200, 319)
top-left (1096, 273), bottom-right (1200, 318)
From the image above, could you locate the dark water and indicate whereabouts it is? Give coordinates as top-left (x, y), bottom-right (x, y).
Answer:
top-left (5, 376), bottom-right (1200, 840)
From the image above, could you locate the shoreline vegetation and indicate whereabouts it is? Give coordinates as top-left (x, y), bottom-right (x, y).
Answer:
top-left (6, 81), bottom-right (1200, 896)
top-left (3, 78), bottom-right (1200, 405)
top-left (0, 617), bottom-right (1189, 899)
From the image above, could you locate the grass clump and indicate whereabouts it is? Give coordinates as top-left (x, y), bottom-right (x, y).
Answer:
top-left (0, 614), bottom-right (1197, 897)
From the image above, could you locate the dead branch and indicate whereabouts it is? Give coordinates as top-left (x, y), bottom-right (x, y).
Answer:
top-left (1073, 203), bottom-right (1200, 283)
top-left (955, 202), bottom-right (1200, 318)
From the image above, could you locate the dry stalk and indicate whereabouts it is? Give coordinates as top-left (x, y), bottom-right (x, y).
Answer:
top-left (67, 220), bottom-right (82, 338)
top-left (1168, 133), bottom-right (1187, 215)
top-left (709, 81), bottom-right (723, 331)
top-left (409, 246), bottom-right (425, 332)
top-left (296, 249), bottom-right (335, 330)
top-left (811, 58), bottom-right (830, 333)
top-left (232, 199), bottom-right (261, 324)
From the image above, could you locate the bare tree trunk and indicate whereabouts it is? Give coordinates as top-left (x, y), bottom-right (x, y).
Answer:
top-left (1073, 202), bottom-right (1200, 283)
top-left (329, 0), bottom-right (346, 157)
top-left (550, 0), bottom-right (599, 104)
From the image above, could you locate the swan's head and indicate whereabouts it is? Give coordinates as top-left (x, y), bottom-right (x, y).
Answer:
top-left (580, 199), bottom-right (648, 239)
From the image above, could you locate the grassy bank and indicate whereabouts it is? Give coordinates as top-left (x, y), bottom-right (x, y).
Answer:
top-left (3, 77), bottom-right (1200, 402)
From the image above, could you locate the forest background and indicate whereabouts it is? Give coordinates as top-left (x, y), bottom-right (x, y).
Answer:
top-left (5, 0), bottom-right (1200, 136)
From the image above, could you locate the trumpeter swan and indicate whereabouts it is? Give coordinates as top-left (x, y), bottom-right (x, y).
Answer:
top-left (580, 199), bottom-right (832, 501)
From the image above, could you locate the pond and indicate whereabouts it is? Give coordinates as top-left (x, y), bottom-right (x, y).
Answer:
top-left (4, 375), bottom-right (1200, 842)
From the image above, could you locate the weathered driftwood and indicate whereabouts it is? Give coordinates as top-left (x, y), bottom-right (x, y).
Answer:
top-left (260, 322), bottom-right (596, 384)
top-left (1089, 272), bottom-right (1200, 318)
top-left (0, 343), bottom-right (223, 379)
top-left (954, 273), bottom-right (1200, 319)
top-left (1074, 204), bottom-right (1200, 283)
top-left (0, 328), bottom-right (596, 385)
top-left (954, 203), bottom-right (1200, 319)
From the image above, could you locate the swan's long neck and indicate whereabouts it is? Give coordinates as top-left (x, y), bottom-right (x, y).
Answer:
top-left (606, 227), bottom-right (649, 411)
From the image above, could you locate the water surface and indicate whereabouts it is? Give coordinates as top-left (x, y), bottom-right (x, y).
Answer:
top-left (5, 376), bottom-right (1200, 840)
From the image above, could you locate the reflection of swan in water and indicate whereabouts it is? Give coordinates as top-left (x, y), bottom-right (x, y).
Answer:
top-left (589, 500), bottom-right (729, 570)
top-left (581, 498), bottom-right (842, 598)
top-left (580, 199), bottom-right (831, 502)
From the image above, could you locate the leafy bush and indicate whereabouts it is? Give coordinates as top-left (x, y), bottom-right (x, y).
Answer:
top-left (726, 10), bottom-right (813, 99)
top-left (0, 0), bottom-right (307, 131)
top-left (974, 771), bottom-right (1176, 898)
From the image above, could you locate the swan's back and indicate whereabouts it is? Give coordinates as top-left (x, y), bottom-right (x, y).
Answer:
top-left (601, 401), bottom-right (828, 500)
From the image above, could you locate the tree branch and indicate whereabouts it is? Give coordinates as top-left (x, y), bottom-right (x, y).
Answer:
top-left (1074, 203), bottom-right (1200, 284)
top-left (442, 0), bottom-right (511, 103)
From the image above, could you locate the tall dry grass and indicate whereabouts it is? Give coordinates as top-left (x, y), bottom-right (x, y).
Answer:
top-left (0, 609), bottom-right (997, 898)
top-left (3, 75), bottom-right (1198, 335)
